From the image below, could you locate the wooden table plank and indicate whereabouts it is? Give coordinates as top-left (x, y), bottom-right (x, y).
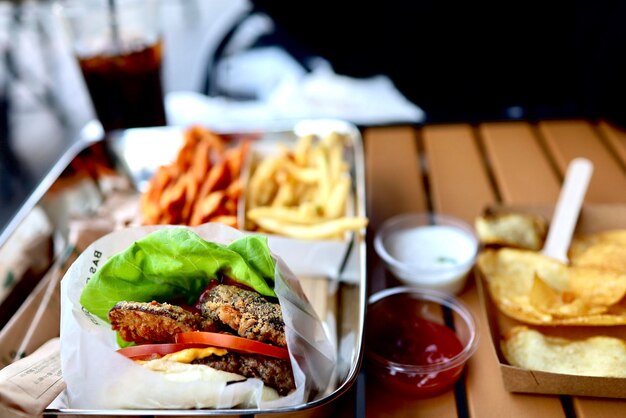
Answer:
top-left (598, 120), bottom-right (626, 167)
top-left (422, 124), bottom-right (496, 223)
top-left (365, 389), bottom-right (459, 418)
top-left (574, 397), bottom-right (626, 418)
top-left (364, 126), bottom-right (458, 418)
top-left (539, 120), bottom-right (626, 203)
top-left (479, 122), bottom-right (560, 204)
top-left (423, 123), bottom-right (566, 418)
top-left (363, 126), bottom-right (428, 230)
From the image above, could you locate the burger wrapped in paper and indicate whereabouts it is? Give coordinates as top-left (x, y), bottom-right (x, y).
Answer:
top-left (59, 223), bottom-right (336, 410)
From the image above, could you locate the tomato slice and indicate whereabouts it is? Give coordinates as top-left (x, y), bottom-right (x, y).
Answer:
top-left (175, 332), bottom-right (290, 360)
top-left (117, 343), bottom-right (204, 360)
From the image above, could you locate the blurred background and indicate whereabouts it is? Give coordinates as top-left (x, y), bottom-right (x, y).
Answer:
top-left (0, 0), bottom-right (246, 243)
top-left (2, 0), bottom-right (626, 244)
top-left (206, 0), bottom-right (626, 126)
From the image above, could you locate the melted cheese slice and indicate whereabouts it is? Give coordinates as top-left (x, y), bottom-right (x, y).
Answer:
top-left (161, 347), bottom-right (228, 363)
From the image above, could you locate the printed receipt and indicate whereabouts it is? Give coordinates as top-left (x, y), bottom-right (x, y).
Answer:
top-left (0, 338), bottom-right (65, 417)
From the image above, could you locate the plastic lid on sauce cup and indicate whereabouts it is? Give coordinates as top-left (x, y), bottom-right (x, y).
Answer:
top-left (374, 212), bottom-right (479, 294)
top-left (365, 287), bottom-right (479, 398)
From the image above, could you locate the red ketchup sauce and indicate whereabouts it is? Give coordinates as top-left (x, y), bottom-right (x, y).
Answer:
top-left (366, 295), bottom-right (466, 397)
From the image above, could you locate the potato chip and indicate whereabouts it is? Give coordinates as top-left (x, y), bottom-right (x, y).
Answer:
top-left (478, 248), bottom-right (567, 324)
top-left (572, 241), bottom-right (626, 273)
top-left (529, 274), bottom-right (607, 318)
top-left (475, 211), bottom-right (547, 250)
top-left (477, 248), bottom-right (626, 325)
top-left (502, 326), bottom-right (626, 377)
top-left (568, 266), bottom-right (626, 307)
top-left (569, 230), bottom-right (626, 261)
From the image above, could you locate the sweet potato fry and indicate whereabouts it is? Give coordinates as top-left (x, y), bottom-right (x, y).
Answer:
top-left (140, 126), bottom-right (248, 228)
top-left (197, 160), bottom-right (228, 202)
top-left (190, 191), bottom-right (225, 226)
top-left (159, 177), bottom-right (187, 225)
top-left (191, 138), bottom-right (212, 181)
top-left (209, 215), bottom-right (238, 228)
top-left (225, 179), bottom-right (243, 200)
top-left (181, 173), bottom-right (200, 223)
top-left (225, 140), bottom-right (249, 179)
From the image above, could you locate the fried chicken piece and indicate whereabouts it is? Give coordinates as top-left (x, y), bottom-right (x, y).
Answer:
top-left (109, 300), bottom-right (217, 344)
top-left (199, 285), bottom-right (287, 347)
top-left (194, 352), bottom-right (295, 396)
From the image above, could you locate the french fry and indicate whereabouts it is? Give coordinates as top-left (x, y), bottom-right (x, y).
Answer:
top-left (321, 131), bottom-right (342, 148)
top-left (294, 134), bottom-right (314, 165)
top-left (325, 177), bottom-right (350, 219)
top-left (314, 147), bottom-right (331, 209)
top-left (283, 160), bottom-right (319, 183)
top-left (247, 206), bottom-right (325, 225)
top-left (298, 201), bottom-right (321, 218)
top-left (272, 182), bottom-right (295, 208)
top-left (327, 142), bottom-right (345, 182)
top-left (244, 131), bottom-right (367, 239)
top-left (248, 157), bottom-right (280, 208)
top-left (253, 216), bottom-right (368, 240)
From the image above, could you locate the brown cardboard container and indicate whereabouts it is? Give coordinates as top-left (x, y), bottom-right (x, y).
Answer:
top-left (476, 203), bottom-right (626, 398)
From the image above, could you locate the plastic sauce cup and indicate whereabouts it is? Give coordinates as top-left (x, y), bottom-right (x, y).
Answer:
top-left (374, 213), bottom-right (479, 294)
top-left (365, 287), bottom-right (479, 397)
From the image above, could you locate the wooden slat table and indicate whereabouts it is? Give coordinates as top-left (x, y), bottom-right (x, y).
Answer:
top-left (363, 119), bottom-right (626, 418)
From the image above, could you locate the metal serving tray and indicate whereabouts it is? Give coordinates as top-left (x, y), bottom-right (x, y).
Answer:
top-left (39, 119), bottom-right (367, 416)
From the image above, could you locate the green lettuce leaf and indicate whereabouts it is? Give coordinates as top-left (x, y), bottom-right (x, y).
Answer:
top-left (79, 228), bottom-right (276, 322)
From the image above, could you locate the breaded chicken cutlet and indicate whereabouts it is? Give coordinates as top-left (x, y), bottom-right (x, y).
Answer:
top-left (107, 284), bottom-right (294, 395)
top-left (109, 300), bottom-right (218, 344)
top-left (198, 284), bottom-right (287, 347)
top-left (108, 285), bottom-right (287, 346)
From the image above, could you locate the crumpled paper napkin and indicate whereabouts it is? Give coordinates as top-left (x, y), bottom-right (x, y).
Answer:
top-left (166, 46), bottom-right (424, 130)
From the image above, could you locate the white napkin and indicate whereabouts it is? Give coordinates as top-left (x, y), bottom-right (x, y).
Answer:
top-left (165, 46), bottom-right (424, 130)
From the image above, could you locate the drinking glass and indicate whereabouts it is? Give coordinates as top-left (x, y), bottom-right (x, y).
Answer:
top-left (56, 0), bottom-right (167, 132)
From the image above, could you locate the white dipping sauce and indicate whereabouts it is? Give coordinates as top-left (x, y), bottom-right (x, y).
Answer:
top-left (384, 225), bottom-right (477, 293)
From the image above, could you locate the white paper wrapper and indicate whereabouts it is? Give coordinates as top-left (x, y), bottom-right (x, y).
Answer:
top-left (59, 222), bottom-right (336, 410)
